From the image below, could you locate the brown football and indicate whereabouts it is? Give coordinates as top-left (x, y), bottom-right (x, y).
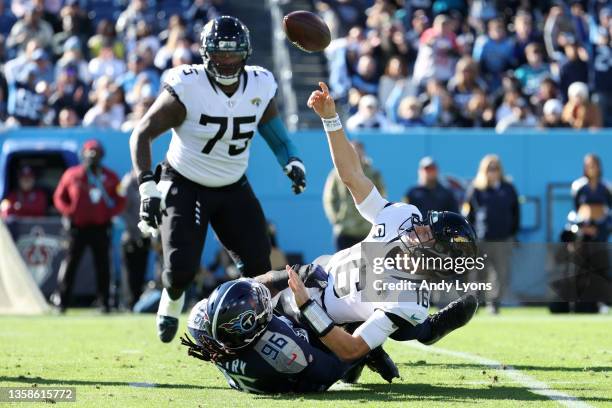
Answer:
top-left (283, 11), bottom-right (331, 53)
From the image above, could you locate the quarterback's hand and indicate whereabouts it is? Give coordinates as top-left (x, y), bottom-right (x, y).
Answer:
top-left (307, 82), bottom-right (337, 119)
top-left (287, 265), bottom-right (310, 308)
top-left (138, 180), bottom-right (162, 237)
top-left (284, 158), bottom-right (306, 194)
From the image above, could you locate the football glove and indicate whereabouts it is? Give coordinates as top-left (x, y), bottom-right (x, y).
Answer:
top-left (295, 264), bottom-right (328, 289)
top-left (138, 172), bottom-right (162, 237)
top-left (284, 158), bottom-right (306, 195)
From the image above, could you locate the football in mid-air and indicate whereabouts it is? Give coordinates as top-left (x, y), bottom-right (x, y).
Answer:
top-left (283, 10), bottom-right (331, 53)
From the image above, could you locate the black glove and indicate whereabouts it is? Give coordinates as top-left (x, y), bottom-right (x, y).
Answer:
top-left (138, 172), bottom-right (163, 235)
top-left (284, 157), bottom-right (306, 195)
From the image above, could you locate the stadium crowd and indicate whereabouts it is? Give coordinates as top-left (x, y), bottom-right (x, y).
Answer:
top-left (318, 0), bottom-right (612, 132)
top-left (0, 0), bottom-right (226, 130)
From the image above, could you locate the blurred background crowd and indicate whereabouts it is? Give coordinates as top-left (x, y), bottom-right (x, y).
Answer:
top-left (0, 0), bottom-right (226, 130)
top-left (318, 0), bottom-right (612, 132)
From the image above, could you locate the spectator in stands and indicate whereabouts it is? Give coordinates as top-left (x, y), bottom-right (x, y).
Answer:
top-left (351, 54), bottom-right (380, 95)
top-left (0, 0), bottom-right (17, 37)
top-left (562, 82), bottom-right (602, 130)
top-left (6, 4), bottom-right (53, 52)
top-left (558, 36), bottom-right (588, 102)
top-left (464, 88), bottom-right (496, 128)
top-left (154, 24), bottom-right (190, 71)
top-left (117, 54), bottom-right (160, 105)
top-left (2, 39), bottom-right (40, 84)
top-left (0, 166), bottom-right (47, 218)
top-left (540, 99), bottom-right (568, 128)
top-left (396, 96), bottom-right (426, 128)
top-left (158, 14), bottom-right (186, 45)
top-left (83, 90), bottom-right (124, 130)
top-left (473, 17), bottom-right (516, 91)
top-left (496, 97), bottom-right (538, 133)
top-left (423, 88), bottom-right (468, 127)
top-left (6, 63), bottom-right (46, 126)
top-left (88, 39), bottom-right (126, 82)
top-left (512, 10), bottom-right (543, 66)
top-left (412, 14), bottom-right (459, 88)
top-left (119, 170), bottom-right (151, 309)
top-left (115, 0), bottom-right (157, 53)
top-left (323, 141), bottom-right (385, 250)
top-left (378, 55), bottom-right (408, 108)
top-left (51, 12), bottom-right (85, 59)
top-left (58, 107), bottom-right (79, 128)
top-left (463, 154), bottom-right (519, 314)
top-left (121, 97), bottom-right (152, 132)
top-left (405, 156), bottom-right (457, 216)
top-left (55, 36), bottom-right (91, 85)
top-left (52, 140), bottom-right (126, 313)
top-left (590, 6), bottom-right (612, 127)
top-left (530, 76), bottom-right (558, 116)
top-left (514, 43), bottom-right (551, 97)
top-left (185, 0), bottom-right (224, 32)
top-left (29, 48), bottom-right (53, 84)
top-left (88, 19), bottom-right (125, 60)
top-left (405, 9), bottom-right (429, 63)
top-left (346, 94), bottom-right (389, 130)
top-left (48, 64), bottom-right (89, 120)
top-left (447, 56), bottom-right (486, 111)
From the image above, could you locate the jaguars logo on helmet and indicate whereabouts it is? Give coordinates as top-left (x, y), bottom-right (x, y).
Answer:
top-left (200, 16), bottom-right (252, 85)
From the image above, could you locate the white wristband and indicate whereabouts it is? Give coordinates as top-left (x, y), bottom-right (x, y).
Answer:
top-left (321, 114), bottom-right (343, 132)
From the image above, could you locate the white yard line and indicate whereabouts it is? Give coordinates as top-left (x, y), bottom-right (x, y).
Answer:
top-left (407, 342), bottom-right (594, 408)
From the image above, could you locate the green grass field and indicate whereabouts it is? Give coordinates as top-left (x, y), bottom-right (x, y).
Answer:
top-left (0, 308), bottom-right (610, 407)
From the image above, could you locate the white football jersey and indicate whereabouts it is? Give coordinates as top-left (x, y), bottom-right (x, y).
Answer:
top-left (320, 187), bottom-right (430, 349)
top-left (164, 64), bottom-right (277, 187)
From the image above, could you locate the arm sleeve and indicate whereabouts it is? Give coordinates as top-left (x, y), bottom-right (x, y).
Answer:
top-left (353, 309), bottom-right (397, 350)
top-left (53, 172), bottom-right (71, 216)
top-left (257, 115), bottom-right (299, 167)
top-left (356, 186), bottom-right (388, 224)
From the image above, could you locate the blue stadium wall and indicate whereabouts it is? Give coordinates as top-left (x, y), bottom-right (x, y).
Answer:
top-left (1, 128), bottom-right (610, 300)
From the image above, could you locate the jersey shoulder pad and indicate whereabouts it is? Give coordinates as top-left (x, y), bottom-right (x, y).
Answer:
top-left (163, 64), bottom-right (205, 98)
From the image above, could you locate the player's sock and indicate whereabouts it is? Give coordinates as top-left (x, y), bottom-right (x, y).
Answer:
top-left (157, 289), bottom-right (185, 318)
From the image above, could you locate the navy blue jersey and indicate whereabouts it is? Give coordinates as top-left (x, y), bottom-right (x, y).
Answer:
top-left (212, 315), bottom-right (352, 394)
top-left (592, 43), bottom-right (612, 93)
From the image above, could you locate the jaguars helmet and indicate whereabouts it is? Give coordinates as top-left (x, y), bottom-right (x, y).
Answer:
top-left (398, 211), bottom-right (477, 270)
top-left (187, 279), bottom-right (272, 351)
top-left (199, 16), bottom-right (252, 85)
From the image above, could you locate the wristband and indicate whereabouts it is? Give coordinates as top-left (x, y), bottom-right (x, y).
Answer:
top-left (321, 114), bottom-right (343, 132)
top-left (300, 298), bottom-right (334, 337)
top-left (138, 170), bottom-right (155, 185)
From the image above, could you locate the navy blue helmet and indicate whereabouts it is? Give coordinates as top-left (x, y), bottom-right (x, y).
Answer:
top-left (199, 16), bottom-right (252, 85)
top-left (187, 279), bottom-right (272, 351)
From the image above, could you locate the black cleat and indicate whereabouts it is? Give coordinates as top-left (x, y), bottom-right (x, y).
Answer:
top-left (420, 294), bottom-right (478, 346)
top-left (341, 361), bottom-right (365, 384)
top-left (365, 346), bottom-right (400, 383)
top-left (157, 315), bottom-right (179, 343)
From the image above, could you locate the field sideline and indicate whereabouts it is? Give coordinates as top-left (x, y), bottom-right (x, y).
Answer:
top-left (0, 308), bottom-right (610, 407)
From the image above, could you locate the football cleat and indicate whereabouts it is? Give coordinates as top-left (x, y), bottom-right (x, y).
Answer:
top-left (420, 294), bottom-right (478, 346)
top-left (341, 361), bottom-right (365, 384)
top-left (365, 346), bottom-right (400, 383)
top-left (157, 315), bottom-right (179, 343)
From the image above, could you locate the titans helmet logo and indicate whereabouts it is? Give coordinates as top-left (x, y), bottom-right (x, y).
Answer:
top-left (219, 310), bottom-right (257, 334)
